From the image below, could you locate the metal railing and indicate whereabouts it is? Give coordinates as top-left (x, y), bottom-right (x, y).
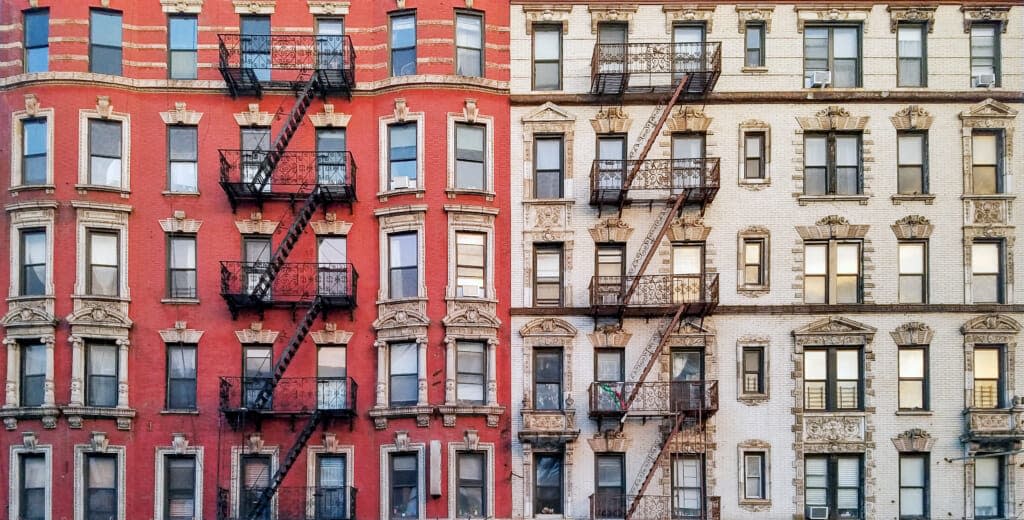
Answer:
top-left (219, 150), bottom-right (356, 198)
top-left (589, 274), bottom-right (719, 309)
top-left (223, 485), bottom-right (357, 520)
top-left (590, 494), bottom-right (720, 520)
top-left (589, 381), bottom-right (718, 416)
top-left (592, 42), bottom-right (720, 77)
top-left (219, 376), bottom-right (357, 414)
top-left (218, 33), bottom-right (356, 74)
top-left (590, 158), bottom-right (720, 204)
top-left (220, 262), bottom-right (357, 305)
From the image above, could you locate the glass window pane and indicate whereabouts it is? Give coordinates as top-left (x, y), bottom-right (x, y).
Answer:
top-left (91, 11), bottom-right (122, 47)
top-left (837, 244), bottom-right (859, 274)
top-left (975, 349), bottom-right (1000, 379)
top-left (804, 245), bottom-right (827, 275)
top-left (457, 15), bottom-right (482, 48)
top-left (90, 121), bottom-right (122, 157)
top-left (24, 119), bottom-right (47, 156)
top-left (805, 136), bottom-right (826, 166)
top-left (535, 29), bottom-right (560, 60)
top-left (836, 350), bottom-right (860, 379)
top-left (836, 136), bottom-right (859, 166)
top-left (898, 134), bottom-right (923, 165)
top-left (804, 351), bottom-right (827, 380)
top-left (898, 26), bottom-right (922, 57)
top-left (91, 46), bottom-right (122, 75)
top-left (975, 457), bottom-right (999, 486)
top-left (972, 243), bottom-right (1000, 273)
top-left (834, 28), bottom-right (858, 58)
top-left (390, 124), bottom-right (417, 159)
top-left (90, 233), bottom-right (118, 265)
top-left (391, 15), bottom-right (416, 47)
top-left (900, 456), bottom-right (925, 486)
top-left (390, 233), bottom-right (418, 267)
top-left (899, 381), bottom-right (923, 409)
top-left (27, 47), bottom-right (48, 73)
top-left (390, 343), bottom-right (417, 374)
top-left (745, 241), bottom-right (762, 264)
top-left (899, 349), bottom-right (924, 378)
top-left (169, 127), bottom-right (197, 160)
top-left (535, 139), bottom-right (562, 171)
top-left (169, 17), bottom-right (197, 49)
top-left (899, 243), bottom-right (924, 274)
top-left (170, 237), bottom-right (196, 268)
top-left (973, 134), bottom-right (997, 164)
top-left (25, 11), bottom-right (49, 47)
top-left (596, 351), bottom-right (622, 381)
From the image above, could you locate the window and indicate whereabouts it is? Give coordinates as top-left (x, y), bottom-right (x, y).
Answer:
top-left (315, 18), bottom-right (345, 71)
top-left (24, 9), bottom-right (48, 72)
top-left (243, 347), bottom-right (272, 409)
top-left (316, 128), bottom-right (347, 185)
top-left (389, 342), bottom-right (418, 407)
top-left (20, 229), bottom-right (46, 296)
top-left (168, 16), bottom-right (198, 79)
top-left (19, 453), bottom-right (46, 520)
top-left (899, 454), bottom-right (928, 519)
top-left (388, 123), bottom-right (417, 190)
top-left (534, 453), bottom-right (563, 515)
top-left (742, 238), bottom-right (766, 286)
top-left (390, 453), bottom-right (419, 518)
top-left (804, 25), bottom-right (860, 87)
top-left (240, 16), bottom-right (271, 82)
top-left (974, 346), bottom-right (1003, 409)
top-left (455, 123), bottom-right (486, 190)
top-left (595, 244), bottom-right (625, 305)
top-left (804, 241), bottom-right (861, 304)
top-left (741, 346), bottom-right (764, 395)
top-left (970, 23), bottom-right (1000, 87)
top-left (594, 454), bottom-right (625, 518)
top-left (897, 24), bottom-right (926, 87)
top-left (533, 244), bottom-right (563, 306)
top-left (972, 242), bottom-right (1003, 304)
top-left (594, 349), bottom-right (624, 411)
top-left (21, 118), bottom-right (47, 186)
top-left (166, 344), bottom-right (197, 410)
top-left (89, 120), bottom-right (123, 187)
top-left (388, 232), bottom-right (418, 299)
top-left (743, 452), bottom-right (766, 500)
top-left (975, 456), bottom-right (1003, 518)
top-left (744, 132), bottom-right (766, 179)
top-left (804, 133), bottom-right (861, 195)
top-left (896, 132), bottom-right (927, 195)
top-left (240, 455), bottom-right (270, 519)
top-left (317, 237), bottom-right (348, 298)
top-left (804, 347), bottom-right (862, 411)
top-left (745, 23), bottom-right (765, 67)
top-left (456, 232), bottom-right (485, 298)
top-left (898, 347), bottom-right (927, 411)
top-left (805, 455), bottom-right (862, 520)
top-left (85, 454), bottom-right (118, 520)
top-left (673, 24), bottom-right (705, 79)
top-left (165, 456), bottom-right (196, 520)
top-left (317, 347), bottom-right (347, 410)
top-left (971, 131), bottom-right (1003, 194)
top-left (87, 231), bottom-right (119, 296)
top-left (672, 455), bottom-right (704, 518)
top-left (390, 13), bottom-right (416, 76)
top-left (533, 25), bottom-right (561, 90)
top-left (86, 342), bottom-right (118, 407)
top-left (533, 348), bottom-right (562, 410)
top-left (316, 455), bottom-right (347, 520)
top-left (596, 134), bottom-right (626, 190)
top-left (20, 342), bottom-right (46, 407)
top-left (243, 236), bottom-right (271, 296)
top-left (168, 125), bottom-right (198, 192)
top-left (456, 12), bottom-right (483, 77)
top-left (241, 127), bottom-right (271, 187)
top-left (534, 136), bottom-right (564, 198)
top-left (168, 235), bottom-right (197, 299)
top-left (456, 452), bottom-right (486, 517)
top-left (898, 241), bottom-right (927, 303)
top-left (456, 341), bottom-right (485, 405)
top-left (89, 9), bottom-right (122, 75)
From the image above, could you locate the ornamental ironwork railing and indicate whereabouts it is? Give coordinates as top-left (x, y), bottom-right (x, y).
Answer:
top-left (219, 150), bottom-right (356, 197)
top-left (220, 262), bottom-right (357, 305)
top-left (590, 158), bottom-right (720, 204)
top-left (589, 274), bottom-right (718, 309)
top-left (589, 381), bottom-right (719, 416)
top-left (219, 376), bottom-right (357, 414)
top-left (222, 485), bottom-right (357, 520)
top-left (218, 34), bottom-right (355, 74)
top-left (590, 494), bottom-right (720, 520)
top-left (591, 42), bottom-right (721, 78)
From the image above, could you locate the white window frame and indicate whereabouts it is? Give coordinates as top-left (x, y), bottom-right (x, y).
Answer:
top-left (10, 95), bottom-right (55, 189)
top-left (73, 202), bottom-right (131, 299)
top-left (447, 436), bottom-right (495, 519)
top-left (229, 443), bottom-right (279, 520)
top-left (738, 446), bottom-right (770, 505)
top-left (446, 206), bottom-right (497, 300)
top-left (447, 102), bottom-right (495, 197)
top-left (7, 201), bottom-right (56, 298)
top-left (380, 441), bottom-right (426, 520)
top-left (74, 441), bottom-right (127, 520)
top-left (78, 101), bottom-right (131, 193)
top-left (306, 437), bottom-right (355, 520)
top-left (378, 102), bottom-right (425, 198)
top-left (738, 120), bottom-right (771, 186)
top-left (9, 440), bottom-right (53, 520)
top-left (376, 206), bottom-right (427, 301)
top-left (153, 439), bottom-right (204, 520)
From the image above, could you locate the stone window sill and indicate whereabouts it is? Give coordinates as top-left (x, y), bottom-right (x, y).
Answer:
top-left (738, 394), bottom-right (769, 406)
top-left (9, 184), bottom-right (55, 194)
top-left (377, 187), bottom-right (425, 202)
top-left (75, 184), bottom-right (131, 197)
top-left (61, 405), bottom-right (136, 430)
top-left (446, 188), bottom-right (496, 201)
top-left (891, 194), bottom-right (935, 205)
top-left (737, 286), bottom-right (770, 297)
top-left (741, 66), bottom-right (769, 74)
top-left (797, 194), bottom-right (869, 206)
top-left (369, 405), bottom-right (433, 429)
top-left (161, 409), bottom-right (200, 415)
top-left (523, 197), bottom-right (574, 205)
top-left (437, 404), bottom-right (505, 427)
top-left (162, 298), bottom-right (200, 305)
top-left (162, 190), bottom-right (200, 197)
top-left (962, 193), bottom-right (1016, 201)
top-left (0, 406), bottom-right (60, 430)
top-left (895, 410), bottom-right (933, 416)
top-left (739, 499), bottom-right (772, 506)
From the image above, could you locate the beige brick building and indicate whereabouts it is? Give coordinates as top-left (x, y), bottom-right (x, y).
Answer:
top-left (508, 2), bottom-right (1023, 519)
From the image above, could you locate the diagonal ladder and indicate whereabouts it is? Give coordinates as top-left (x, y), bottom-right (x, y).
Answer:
top-left (250, 72), bottom-right (322, 192)
top-left (625, 412), bottom-right (689, 519)
top-left (245, 410), bottom-right (324, 520)
top-left (249, 188), bottom-right (322, 302)
top-left (250, 297), bottom-right (323, 411)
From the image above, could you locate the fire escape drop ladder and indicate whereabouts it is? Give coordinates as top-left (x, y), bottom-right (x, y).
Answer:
top-left (244, 408), bottom-right (325, 520)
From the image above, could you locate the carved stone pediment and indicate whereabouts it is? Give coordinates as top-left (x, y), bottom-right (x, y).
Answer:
top-left (374, 301), bottom-right (430, 338)
top-left (67, 302), bottom-right (132, 328)
top-left (159, 322), bottom-right (204, 344)
top-left (307, 1), bottom-right (349, 16)
top-left (160, 0), bottom-right (203, 13)
top-left (159, 102), bottom-right (203, 125)
top-left (736, 6), bottom-right (774, 32)
top-left (235, 322), bottom-right (279, 344)
top-left (890, 105), bottom-right (933, 130)
top-left (310, 323), bottom-right (353, 345)
top-left (798, 106), bottom-right (869, 131)
top-left (887, 6), bottom-right (936, 32)
top-left (796, 216), bottom-right (868, 240)
top-left (587, 5), bottom-right (637, 33)
top-left (234, 104), bottom-right (274, 126)
top-left (803, 415), bottom-right (865, 444)
top-left (235, 213), bottom-right (279, 235)
top-left (171, 432), bottom-right (189, 453)
top-left (960, 6), bottom-right (1010, 33)
top-left (891, 215), bottom-right (933, 239)
top-left (794, 5), bottom-right (871, 33)
top-left (892, 428), bottom-right (934, 452)
top-left (794, 317), bottom-right (876, 341)
top-left (232, 0), bottom-right (274, 14)
top-left (519, 318), bottom-right (578, 338)
top-left (443, 301), bottom-right (501, 332)
top-left (522, 5), bottom-right (572, 33)
top-left (667, 217), bottom-right (711, 242)
top-left (310, 216), bottom-right (352, 235)
top-left (962, 314), bottom-right (1021, 335)
top-left (522, 102), bottom-right (575, 124)
top-left (159, 211), bottom-right (203, 233)
top-left (591, 107), bottom-right (632, 134)
top-left (588, 431), bottom-right (632, 452)
top-left (308, 104), bottom-right (351, 127)
top-left (588, 326), bottom-right (632, 348)
top-left (662, 6), bottom-right (716, 33)
top-left (2, 301), bottom-right (57, 328)
top-left (589, 219), bottom-right (633, 243)
top-left (891, 322), bottom-right (933, 346)
top-left (665, 106), bottom-right (712, 133)
top-left (960, 98), bottom-right (1018, 122)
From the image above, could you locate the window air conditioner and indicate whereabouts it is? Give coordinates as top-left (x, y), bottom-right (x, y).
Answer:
top-left (974, 74), bottom-right (996, 88)
top-left (391, 176), bottom-right (411, 190)
top-left (601, 293), bottom-right (620, 305)
top-left (460, 284), bottom-right (481, 298)
top-left (807, 506), bottom-right (829, 520)
top-left (810, 71), bottom-right (831, 88)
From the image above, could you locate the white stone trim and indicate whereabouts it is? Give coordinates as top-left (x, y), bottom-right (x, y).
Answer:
top-left (67, 336), bottom-right (132, 411)
top-left (158, 321), bottom-right (204, 344)
top-left (736, 335), bottom-right (770, 404)
top-left (73, 201), bottom-right (132, 298)
top-left (736, 5), bottom-right (774, 33)
top-left (230, 442), bottom-right (279, 519)
top-left (447, 99), bottom-right (496, 198)
top-left (153, 435), bottom-right (204, 520)
top-left (77, 97), bottom-right (131, 193)
top-left (378, 99), bottom-right (426, 199)
top-left (159, 102), bottom-right (203, 125)
top-left (3, 335), bottom-right (56, 409)
top-left (7, 201), bottom-right (56, 298)
top-left (738, 120), bottom-right (771, 188)
top-left (445, 206), bottom-right (497, 300)
top-left (233, 0), bottom-right (274, 14)
top-left (308, 1), bottom-right (349, 16)
top-left (447, 432), bottom-right (495, 518)
top-left (10, 94), bottom-right (55, 189)
top-left (305, 435), bottom-right (355, 519)
top-left (74, 440), bottom-right (127, 520)
top-left (309, 104), bottom-right (351, 128)
top-left (9, 438), bottom-right (52, 520)
top-left (379, 434), bottom-right (426, 520)
top-left (794, 5), bottom-right (872, 33)
top-left (737, 440), bottom-right (772, 511)
top-left (376, 205), bottom-right (428, 301)
top-left (159, 0), bottom-right (202, 14)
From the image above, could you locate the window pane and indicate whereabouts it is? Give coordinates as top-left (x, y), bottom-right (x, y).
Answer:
top-left (804, 351), bottom-right (827, 379)
top-left (170, 237), bottom-right (196, 269)
top-left (391, 15), bottom-right (416, 47)
top-left (804, 245), bottom-right (827, 275)
top-left (169, 127), bottom-right (197, 160)
top-left (23, 230), bottom-right (46, 265)
top-left (535, 139), bottom-right (562, 171)
top-left (899, 381), bottom-right (923, 409)
top-left (836, 350), bottom-right (859, 379)
top-left (25, 10), bottom-right (49, 46)
top-left (804, 136), bottom-right (826, 166)
top-left (91, 46), bottom-right (122, 75)
top-left (898, 134), bottom-right (923, 165)
top-left (391, 343), bottom-right (417, 374)
top-left (973, 134), bottom-right (998, 166)
top-left (457, 15), bottom-right (482, 48)
top-left (90, 121), bottom-right (122, 157)
top-left (170, 163), bottom-right (198, 192)
top-left (91, 233), bottom-right (118, 265)
top-left (390, 124), bottom-right (417, 160)
top-left (975, 349), bottom-right (1000, 379)
top-left (596, 457), bottom-right (623, 487)
top-left (169, 17), bottom-right (197, 49)
top-left (834, 28), bottom-right (858, 58)
top-left (898, 26), bottom-right (922, 56)
top-left (835, 136), bottom-right (859, 166)
top-left (972, 243), bottom-right (1000, 273)
top-left (975, 457), bottom-right (999, 487)
top-left (899, 349), bottom-right (924, 378)
top-left (837, 244), bottom-right (859, 274)
top-left (534, 29), bottom-right (560, 60)
top-left (91, 11), bottom-right (122, 47)
top-left (390, 233), bottom-right (418, 267)
top-left (900, 456), bottom-right (924, 486)
top-left (595, 351), bottom-right (622, 381)
top-left (744, 241), bottom-right (761, 264)
top-left (899, 243), bottom-right (924, 274)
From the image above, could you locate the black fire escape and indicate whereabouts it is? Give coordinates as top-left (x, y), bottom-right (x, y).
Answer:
top-left (215, 32), bottom-right (359, 520)
top-left (586, 40), bottom-right (723, 520)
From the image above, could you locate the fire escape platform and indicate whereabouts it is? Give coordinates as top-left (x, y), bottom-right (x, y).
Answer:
top-left (218, 34), bottom-right (356, 98)
top-left (589, 158), bottom-right (720, 210)
top-left (588, 381), bottom-right (719, 420)
top-left (219, 376), bottom-right (358, 431)
top-left (218, 150), bottom-right (357, 211)
top-left (589, 274), bottom-right (719, 318)
top-left (220, 261), bottom-right (358, 317)
top-left (590, 42), bottom-right (721, 96)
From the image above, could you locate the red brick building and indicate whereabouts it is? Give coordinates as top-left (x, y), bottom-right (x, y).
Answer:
top-left (0, 1), bottom-right (510, 519)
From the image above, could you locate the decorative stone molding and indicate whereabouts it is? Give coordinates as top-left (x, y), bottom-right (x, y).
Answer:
top-left (519, 318), bottom-right (577, 339)
top-left (589, 219), bottom-right (633, 243)
top-left (154, 435), bottom-right (204, 520)
top-left (963, 226), bottom-right (1016, 301)
top-left (961, 6), bottom-right (1010, 33)
top-left (446, 100), bottom-right (496, 197)
top-left (233, 104), bottom-right (274, 127)
top-left (587, 5), bottom-right (637, 34)
top-left (307, 0), bottom-right (349, 15)
top-left (67, 301), bottom-right (132, 332)
top-left (24, 93), bottom-right (40, 116)
top-left (736, 5), bottom-right (774, 33)
top-left (890, 105), bottom-right (933, 130)
top-left (961, 316), bottom-right (1020, 425)
top-left (373, 301), bottom-right (429, 340)
top-left (795, 215), bottom-right (869, 240)
top-left (10, 95), bottom-right (56, 188)
top-left (308, 104), bottom-right (351, 128)
top-left (738, 120), bottom-right (771, 187)
top-left (522, 5), bottom-right (572, 33)
top-left (737, 225), bottom-right (770, 295)
top-left (235, 322), bottom-right (279, 344)
top-left (736, 336), bottom-right (770, 404)
top-left (232, 0), bottom-right (275, 14)
top-left (587, 325), bottom-right (632, 348)
top-left (667, 216), bottom-right (711, 242)
top-left (379, 435), bottom-right (427, 519)
top-left (375, 206), bottom-right (428, 302)
top-left (891, 215), bottom-right (933, 239)
top-left (793, 316), bottom-right (876, 345)
top-left (229, 443), bottom-right (279, 520)
top-left (443, 302), bottom-right (501, 336)
top-left (160, 0), bottom-right (203, 13)
top-left (960, 99), bottom-right (1017, 197)
top-left (587, 431), bottom-right (632, 452)
top-left (234, 212), bottom-right (279, 235)
top-left (1, 300), bottom-right (57, 333)
top-left (78, 99), bottom-right (131, 192)
top-left (159, 211), bottom-right (202, 233)
top-left (310, 214), bottom-right (352, 235)
top-left (662, 6), bottom-right (716, 34)
top-left (794, 5), bottom-right (872, 33)
top-left (737, 440), bottom-right (772, 511)
top-left (891, 322), bottom-right (933, 346)
top-left (74, 441), bottom-right (127, 520)
top-left (797, 106), bottom-right (870, 131)
top-left (590, 106), bottom-right (632, 134)
top-left (887, 6), bottom-right (936, 32)
top-left (159, 322), bottom-right (204, 344)
top-left (310, 323), bottom-right (353, 345)
top-left (6, 202), bottom-right (57, 300)
top-left (378, 102), bottom-right (426, 199)
top-left (962, 314), bottom-right (1021, 336)
top-left (159, 102), bottom-right (203, 125)
top-left (522, 102), bottom-right (576, 190)
top-left (519, 318), bottom-right (578, 429)
top-left (665, 106), bottom-right (713, 133)
top-left (892, 428), bottom-right (934, 452)
top-left (445, 434), bottom-right (496, 518)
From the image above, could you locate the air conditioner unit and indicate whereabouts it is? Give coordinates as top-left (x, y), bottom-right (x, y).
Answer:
top-left (809, 70), bottom-right (831, 88)
top-left (391, 176), bottom-right (411, 190)
top-left (807, 506), bottom-right (829, 520)
top-left (460, 284), bottom-right (481, 298)
top-left (601, 293), bottom-right (620, 305)
top-left (974, 74), bottom-right (996, 87)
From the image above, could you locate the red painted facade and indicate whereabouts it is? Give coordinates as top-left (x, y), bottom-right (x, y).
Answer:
top-left (0, 1), bottom-right (510, 519)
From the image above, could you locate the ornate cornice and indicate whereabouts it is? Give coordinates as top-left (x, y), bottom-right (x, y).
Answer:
top-left (160, 102), bottom-right (203, 125)
top-left (887, 5), bottom-right (936, 33)
top-left (235, 213), bottom-right (279, 235)
top-left (309, 104), bottom-right (351, 128)
top-left (891, 215), bottom-right (933, 239)
top-left (961, 314), bottom-right (1021, 335)
top-left (797, 106), bottom-right (869, 131)
top-left (662, 6), bottom-right (716, 34)
top-left (961, 6), bottom-right (1010, 33)
top-left (890, 105), bottom-right (933, 130)
top-left (796, 216), bottom-right (868, 240)
top-left (159, 211), bottom-right (203, 233)
top-left (310, 323), bottom-right (353, 345)
top-left (587, 5), bottom-right (637, 34)
top-left (892, 428), bottom-right (934, 452)
top-left (891, 322), bottom-right (933, 346)
top-left (589, 219), bottom-right (633, 243)
top-left (159, 321), bottom-right (205, 344)
top-left (310, 215), bottom-right (352, 235)
top-left (234, 104), bottom-right (274, 127)
top-left (307, 0), bottom-right (349, 15)
top-left (160, 0), bottom-right (203, 13)
top-left (522, 5), bottom-right (572, 33)
top-left (736, 5), bottom-right (774, 33)
top-left (235, 322), bottom-right (279, 344)
top-left (590, 107), bottom-right (632, 134)
top-left (794, 5), bottom-right (872, 33)
top-left (233, 0), bottom-right (275, 14)
top-left (665, 106), bottom-right (712, 133)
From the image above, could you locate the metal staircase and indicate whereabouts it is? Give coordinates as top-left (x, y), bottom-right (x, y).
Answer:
top-left (249, 297), bottom-right (324, 411)
top-left (250, 73), bottom-right (323, 192)
top-left (245, 411), bottom-right (324, 520)
top-left (248, 188), bottom-right (322, 302)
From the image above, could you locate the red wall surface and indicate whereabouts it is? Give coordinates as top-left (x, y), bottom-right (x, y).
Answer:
top-left (0, 0), bottom-right (511, 518)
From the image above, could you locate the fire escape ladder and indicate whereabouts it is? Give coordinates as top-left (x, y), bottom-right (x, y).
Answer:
top-left (620, 193), bottom-right (686, 307)
top-left (249, 188), bottom-right (322, 301)
top-left (245, 410), bottom-right (324, 520)
top-left (619, 304), bottom-right (687, 422)
top-left (625, 412), bottom-right (688, 520)
top-left (250, 73), bottom-right (322, 192)
top-left (249, 297), bottom-right (323, 411)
